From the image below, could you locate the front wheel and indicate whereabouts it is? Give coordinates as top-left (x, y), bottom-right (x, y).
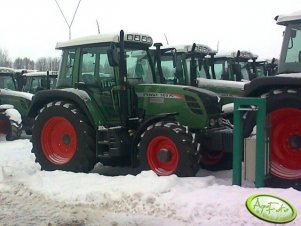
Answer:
top-left (0, 113), bottom-right (21, 141)
top-left (31, 101), bottom-right (97, 172)
top-left (138, 121), bottom-right (199, 177)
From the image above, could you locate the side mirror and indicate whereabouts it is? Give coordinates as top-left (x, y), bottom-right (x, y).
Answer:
top-left (232, 63), bottom-right (241, 74)
top-left (198, 58), bottom-right (203, 71)
top-left (232, 63), bottom-right (242, 81)
top-left (291, 29), bottom-right (297, 38)
top-left (299, 51), bottom-right (301, 63)
top-left (172, 51), bottom-right (177, 68)
top-left (107, 44), bottom-right (119, 66)
top-left (175, 59), bottom-right (183, 79)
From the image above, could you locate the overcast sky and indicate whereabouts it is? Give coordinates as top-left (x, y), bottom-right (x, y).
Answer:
top-left (0, 0), bottom-right (300, 61)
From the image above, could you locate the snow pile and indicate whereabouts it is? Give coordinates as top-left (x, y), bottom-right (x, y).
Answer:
top-left (4, 108), bottom-right (22, 124)
top-left (0, 138), bottom-right (300, 225)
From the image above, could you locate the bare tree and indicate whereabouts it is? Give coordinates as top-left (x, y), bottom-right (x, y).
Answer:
top-left (35, 57), bottom-right (48, 71)
top-left (51, 57), bottom-right (60, 71)
top-left (23, 57), bottom-right (35, 70)
top-left (13, 57), bottom-right (35, 69)
top-left (0, 48), bottom-right (12, 67)
top-left (35, 57), bottom-right (60, 71)
top-left (13, 57), bottom-right (23, 69)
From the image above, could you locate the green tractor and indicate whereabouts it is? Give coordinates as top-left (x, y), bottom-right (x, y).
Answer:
top-left (28, 31), bottom-right (233, 176)
top-left (0, 68), bottom-right (32, 139)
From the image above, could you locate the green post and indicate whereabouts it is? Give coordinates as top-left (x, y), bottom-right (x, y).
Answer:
top-left (255, 98), bottom-right (266, 187)
top-left (233, 98), bottom-right (243, 185)
top-left (232, 97), bottom-right (266, 187)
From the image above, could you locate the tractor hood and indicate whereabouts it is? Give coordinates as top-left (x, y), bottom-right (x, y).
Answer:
top-left (134, 84), bottom-right (222, 129)
top-left (0, 89), bottom-right (33, 101)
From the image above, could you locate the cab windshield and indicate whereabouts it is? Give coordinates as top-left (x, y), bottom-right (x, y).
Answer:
top-left (126, 48), bottom-right (154, 84)
top-left (0, 74), bottom-right (17, 90)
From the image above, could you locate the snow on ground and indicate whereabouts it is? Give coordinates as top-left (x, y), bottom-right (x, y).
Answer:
top-left (0, 136), bottom-right (301, 226)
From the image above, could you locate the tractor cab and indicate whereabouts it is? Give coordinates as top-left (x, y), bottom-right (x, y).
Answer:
top-left (151, 43), bottom-right (215, 86)
top-left (205, 50), bottom-right (259, 82)
top-left (22, 71), bottom-right (58, 94)
top-left (248, 59), bottom-right (268, 78)
top-left (276, 12), bottom-right (301, 76)
top-left (265, 58), bottom-right (278, 76)
top-left (0, 67), bottom-right (17, 90)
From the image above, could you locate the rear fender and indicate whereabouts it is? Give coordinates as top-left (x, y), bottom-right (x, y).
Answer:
top-left (28, 89), bottom-right (104, 128)
top-left (244, 76), bottom-right (301, 97)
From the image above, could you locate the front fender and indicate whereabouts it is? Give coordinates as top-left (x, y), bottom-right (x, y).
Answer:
top-left (244, 76), bottom-right (301, 97)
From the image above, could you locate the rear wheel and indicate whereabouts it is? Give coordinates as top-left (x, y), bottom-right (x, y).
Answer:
top-left (138, 121), bottom-right (199, 177)
top-left (199, 151), bottom-right (233, 171)
top-left (31, 101), bottom-right (96, 172)
top-left (244, 90), bottom-right (301, 187)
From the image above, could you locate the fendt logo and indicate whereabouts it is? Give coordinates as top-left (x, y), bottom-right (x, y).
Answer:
top-left (136, 92), bottom-right (184, 99)
top-left (246, 194), bottom-right (297, 223)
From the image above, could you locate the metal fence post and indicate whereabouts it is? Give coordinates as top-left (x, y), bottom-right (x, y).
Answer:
top-left (232, 97), bottom-right (266, 187)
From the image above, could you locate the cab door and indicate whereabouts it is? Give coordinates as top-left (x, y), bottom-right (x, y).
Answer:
top-left (79, 46), bottom-right (120, 125)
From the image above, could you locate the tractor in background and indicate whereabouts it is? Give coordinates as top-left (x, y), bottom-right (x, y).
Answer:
top-left (21, 71), bottom-right (58, 94)
top-left (0, 68), bottom-right (31, 139)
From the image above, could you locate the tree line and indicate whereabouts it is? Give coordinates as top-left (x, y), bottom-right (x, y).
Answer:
top-left (0, 48), bottom-right (60, 71)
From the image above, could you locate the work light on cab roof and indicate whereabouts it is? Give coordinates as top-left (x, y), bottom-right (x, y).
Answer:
top-left (231, 50), bottom-right (258, 60)
top-left (181, 44), bottom-right (215, 55)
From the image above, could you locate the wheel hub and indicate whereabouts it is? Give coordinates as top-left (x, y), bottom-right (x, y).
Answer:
top-left (147, 135), bottom-right (179, 175)
top-left (288, 134), bottom-right (301, 150)
top-left (41, 116), bottom-right (77, 165)
top-left (63, 134), bottom-right (71, 145)
top-left (157, 148), bottom-right (172, 162)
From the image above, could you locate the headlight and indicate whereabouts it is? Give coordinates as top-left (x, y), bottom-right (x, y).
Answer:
top-left (127, 34), bottom-right (134, 41)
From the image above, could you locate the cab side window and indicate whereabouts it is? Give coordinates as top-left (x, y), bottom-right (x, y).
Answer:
top-left (57, 49), bottom-right (76, 87)
top-left (80, 47), bottom-right (115, 89)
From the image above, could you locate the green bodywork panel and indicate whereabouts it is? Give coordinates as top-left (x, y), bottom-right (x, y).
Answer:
top-left (0, 90), bottom-right (32, 118)
top-left (134, 84), bottom-right (218, 129)
top-left (197, 80), bottom-right (245, 105)
top-left (58, 88), bottom-right (119, 128)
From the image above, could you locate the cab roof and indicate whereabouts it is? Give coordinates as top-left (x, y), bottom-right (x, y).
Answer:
top-left (276, 11), bottom-right (301, 25)
top-left (0, 67), bottom-right (15, 73)
top-left (154, 44), bottom-right (216, 55)
top-left (214, 50), bottom-right (258, 60)
top-left (22, 71), bottom-right (58, 77)
top-left (55, 32), bottom-right (153, 49)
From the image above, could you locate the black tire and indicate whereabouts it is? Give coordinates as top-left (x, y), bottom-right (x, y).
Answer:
top-left (244, 89), bottom-right (301, 187)
top-left (31, 101), bottom-right (97, 172)
top-left (0, 113), bottom-right (21, 141)
top-left (138, 121), bottom-right (199, 177)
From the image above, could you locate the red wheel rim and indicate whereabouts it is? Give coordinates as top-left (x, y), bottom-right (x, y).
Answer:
top-left (200, 151), bottom-right (224, 166)
top-left (41, 116), bottom-right (77, 165)
top-left (147, 136), bottom-right (179, 176)
top-left (0, 119), bottom-right (9, 135)
top-left (270, 108), bottom-right (301, 179)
